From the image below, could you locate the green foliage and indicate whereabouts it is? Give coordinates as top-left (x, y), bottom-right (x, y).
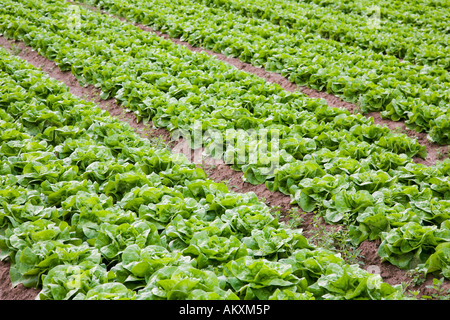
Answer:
top-left (0, 0), bottom-right (449, 283)
top-left (0, 0), bottom-right (448, 300)
top-left (72, 0), bottom-right (450, 144)
top-left (0, 47), bottom-right (407, 300)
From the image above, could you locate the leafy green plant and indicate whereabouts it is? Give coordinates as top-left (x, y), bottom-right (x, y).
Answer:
top-left (9, 42), bottom-right (22, 56)
top-left (436, 148), bottom-right (449, 160)
top-left (286, 207), bottom-right (305, 229)
top-left (1, 0), bottom-right (449, 300)
top-left (1, 0), bottom-right (449, 280)
top-left (0, 46), bottom-right (409, 300)
top-left (405, 266), bottom-right (428, 287)
top-left (306, 215), bottom-right (363, 266)
top-left (74, 0), bottom-right (450, 144)
top-left (423, 277), bottom-right (450, 300)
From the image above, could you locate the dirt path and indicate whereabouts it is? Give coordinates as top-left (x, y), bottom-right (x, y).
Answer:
top-left (0, 24), bottom-right (448, 299)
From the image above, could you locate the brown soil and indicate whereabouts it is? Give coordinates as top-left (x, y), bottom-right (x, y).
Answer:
top-left (0, 10), bottom-right (448, 300)
top-left (0, 261), bottom-right (40, 300)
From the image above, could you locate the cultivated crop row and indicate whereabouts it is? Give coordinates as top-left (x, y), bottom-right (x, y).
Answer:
top-left (0, 0), bottom-right (448, 280)
top-left (74, 0), bottom-right (450, 144)
top-left (0, 46), bottom-right (411, 300)
top-left (197, 0), bottom-right (450, 68)
top-left (297, 0), bottom-right (450, 34)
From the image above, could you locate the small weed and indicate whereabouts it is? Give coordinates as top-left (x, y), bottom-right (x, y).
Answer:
top-left (148, 134), bottom-right (169, 150)
top-left (436, 147), bottom-right (449, 160)
top-left (219, 177), bottom-right (239, 191)
top-left (10, 43), bottom-right (22, 56)
top-left (286, 207), bottom-right (305, 229)
top-left (422, 277), bottom-right (450, 300)
top-left (405, 289), bottom-right (420, 300)
top-left (270, 205), bottom-right (284, 221)
top-left (352, 101), bottom-right (364, 115)
top-left (308, 215), bottom-right (363, 265)
top-left (405, 266), bottom-right (428, 287)
top-left (201, 163), bottom-right (217, 175)
top-left (308, 215), bottom-right (335, 244)
top-left (332, 229), bottom-right (364, 265)
top-left (392, 126), bottom-right (407, 135)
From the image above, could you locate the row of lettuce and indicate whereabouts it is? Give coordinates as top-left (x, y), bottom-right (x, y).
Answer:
top-left (0, 0), bottom-right (449, 280)
top-left (72, 0), bottom-right (450, 145)
top-left (197, 0), bottom-right (450, 68)
top-left (296, 0), bottom-right (450, 34)
top-left (0, 46), bottom-right (410, 300)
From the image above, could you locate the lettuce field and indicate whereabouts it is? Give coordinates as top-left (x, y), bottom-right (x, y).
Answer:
top-left (0, 0), bottom-right (449, 301)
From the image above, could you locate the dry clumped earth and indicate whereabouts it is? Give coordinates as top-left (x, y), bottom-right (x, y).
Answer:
top-left (0, 23), bottom-right (449, 301)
